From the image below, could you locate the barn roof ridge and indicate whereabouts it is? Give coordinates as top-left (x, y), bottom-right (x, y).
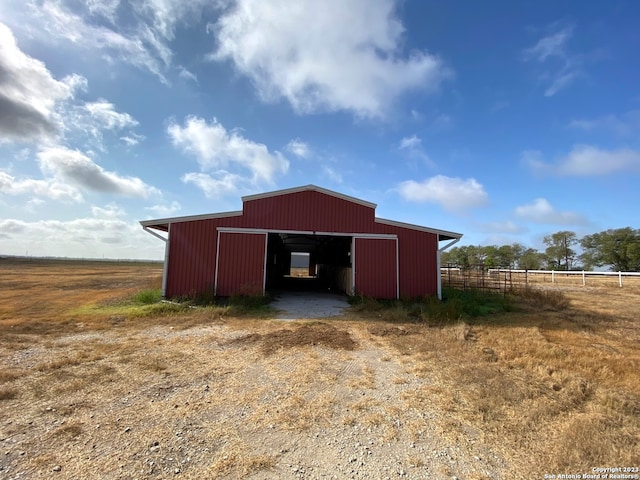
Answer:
top-left (241, 184), bottom-right (377, 209)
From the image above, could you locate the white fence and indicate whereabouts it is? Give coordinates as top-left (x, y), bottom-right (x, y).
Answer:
top-left (487, 269), bottom-right (640, 288)
top-left (441, 266), bottom-right (640, 291)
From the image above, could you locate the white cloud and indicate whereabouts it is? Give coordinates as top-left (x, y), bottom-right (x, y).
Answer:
top-left (84, 100), bottom-right (138, 130)
top-left (145, 201), bottom-right (182, 217)
top-left (479, 220), bottom-right (527, 234)
top-left (181, 171), bottom-right (242, 198)
top-left (523, 26), bottom-right (573, 62)
top-left (178, 66), bottom-right (198, 83)
top-left (397, 175), bottom-right (488, 211)
top-left (286, 139), bottom-right (311, 159)
top-left (515, 198), bottom-right (586, 225)
top-left (167, 116), bottom-right (289, 185)
top-left (523, 25), bottom-right (582, 97)
top-left (209, 0), bottom-right (450, 118)
top-left (0, 216), bottom-right (165, 259)
top-left (120, 133), bottom-right (145, 147)
top-left (37, 146), bottom-right (159, 197)
top-left (322, 165), bottom-right (343, 184)
top-left (568, 110), bottom-right (640, 137)
top-left (0, 170), bottom-right (83, 202)
top-left (558, 145), bottom-right (640, 175)
top-left (5, 0), bottom-right (214, 84)
top-left (399, 135), bottom-right (422, 150)
top-left (0, 22), bottom-right (84, 143)
top-left (62, 99), bottom-right (142, 150)
top-left (399, 134), bottom-right (434, 167)
top-left (91, 202), bottom-right (126, 218)
top-left (525, 145), bottom-right (640, 176)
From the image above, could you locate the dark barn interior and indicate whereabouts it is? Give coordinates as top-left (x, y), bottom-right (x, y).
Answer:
top-left (265, 233), bottom-right (352, 293)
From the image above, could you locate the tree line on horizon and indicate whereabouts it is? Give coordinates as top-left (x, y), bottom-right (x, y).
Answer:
top-left (441, 227), bottom-right (640, 272)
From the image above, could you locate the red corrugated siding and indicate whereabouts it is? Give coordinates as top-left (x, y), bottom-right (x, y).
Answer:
top-left (373, 224), bottom-right (438, 298)
top-left (242, 190), bottom-right (375, 232)
top-left (354, 238), bottom-right (397, 299)
top-left (163, 189), bottom-right (441, 298)
top-left (215, 232), bottom-right (266, 296)
top-left (165, 220), bottom-right (217, 297)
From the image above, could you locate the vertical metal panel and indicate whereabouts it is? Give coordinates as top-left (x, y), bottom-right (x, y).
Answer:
top-left (215, 232), bottom-right (266, 296)
top-left (354, 237), bottom-right (397, 299)
top-left (372, 224), bottom-right (439, 298)
top-left (165, 220), bottom-right (217, 297)
top-left (242, 190), bottom-right (375, 232)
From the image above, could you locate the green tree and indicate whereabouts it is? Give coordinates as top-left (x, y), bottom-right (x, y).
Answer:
top-left (518, 248), bottom-right (546, 270)
top-left (580, 227), bottom-right (640, 271)
top-left (543, 231), bottom-right (578, 270)
top-left (498, 243), bottom-right (525, 268)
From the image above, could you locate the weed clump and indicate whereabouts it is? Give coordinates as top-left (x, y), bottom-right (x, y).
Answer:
top-left (132, 289), bottom-right (162, 305)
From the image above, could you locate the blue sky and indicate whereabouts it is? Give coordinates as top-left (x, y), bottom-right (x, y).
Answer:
top-left (0, 0), bottom-right (639, 260)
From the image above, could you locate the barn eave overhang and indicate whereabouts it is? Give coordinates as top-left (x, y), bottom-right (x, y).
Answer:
top-left (375, 217), bottom-right (463, 241)
top-left (139, 210), bottom-right (243, 232)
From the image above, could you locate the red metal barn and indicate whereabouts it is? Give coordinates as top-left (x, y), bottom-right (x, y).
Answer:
top-left (140, 185), bottom-right (462, 299)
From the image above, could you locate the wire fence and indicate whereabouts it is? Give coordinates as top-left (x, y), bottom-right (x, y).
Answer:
top-left (441, 264), bottom-right (640, 292)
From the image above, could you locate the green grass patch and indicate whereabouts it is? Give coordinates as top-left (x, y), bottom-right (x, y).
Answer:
top-left (132, 288), bottom-right (162, 305)
top-left (168, 291), bottom-right (275, 317)
top-left (350, 288), bottom-right (514, 324)
top-left (71, 288), bottom-right (188, 318)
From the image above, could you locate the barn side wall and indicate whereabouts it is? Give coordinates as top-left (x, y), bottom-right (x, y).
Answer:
top-left (373, 224), bottom-right (439, 298)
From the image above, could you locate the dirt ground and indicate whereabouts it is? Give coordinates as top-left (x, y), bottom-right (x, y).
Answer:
top-left (1, 259), bottom-right (639, 479)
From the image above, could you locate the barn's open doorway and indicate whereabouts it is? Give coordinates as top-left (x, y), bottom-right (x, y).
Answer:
top-left (265, 233), bottom-right (352, 294)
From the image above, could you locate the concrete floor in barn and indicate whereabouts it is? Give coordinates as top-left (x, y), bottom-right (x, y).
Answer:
top-left (270, 291), bottom-right (350, 320)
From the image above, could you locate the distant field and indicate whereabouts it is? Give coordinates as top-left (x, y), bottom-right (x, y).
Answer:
top-left (0, 259), bottom-right (638, 479)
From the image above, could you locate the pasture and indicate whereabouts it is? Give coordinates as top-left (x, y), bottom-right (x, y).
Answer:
top-left (1, 258), bottom-right (638, 479)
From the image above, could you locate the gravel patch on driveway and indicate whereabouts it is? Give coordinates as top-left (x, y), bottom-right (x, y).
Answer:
top-left (271, 292), bottom-right (350, 320)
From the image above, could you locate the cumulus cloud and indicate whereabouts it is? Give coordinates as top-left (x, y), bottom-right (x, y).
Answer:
top-left (0, 170), bottom-right (83, 202)
top-left (525, 145), bottom-right (640, 176)
top-left (209, 0), bottom-right (450, 118)
top-left (397, 175), bottom-right (488, 211)
top-left (37, 146), bottom-right (159, 197)
top-left (168, 116), bottom-right (289, 188)
top-left (514, 198), bottom-right (586, 225)
top-left (0, 216), bottom-right (164, 259)
top-left (0, 22), bottom-right (84, 143)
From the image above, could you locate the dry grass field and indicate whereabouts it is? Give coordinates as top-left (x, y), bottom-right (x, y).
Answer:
top-left (1, 259), bottom-right (639, 479)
